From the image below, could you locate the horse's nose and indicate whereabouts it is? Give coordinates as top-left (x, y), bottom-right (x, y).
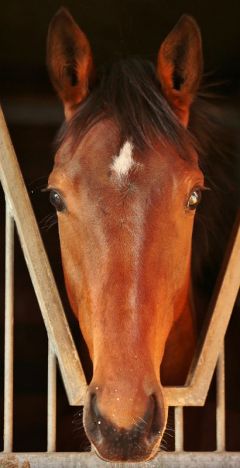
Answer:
top-left (84, 391), bottom-right (165, 462)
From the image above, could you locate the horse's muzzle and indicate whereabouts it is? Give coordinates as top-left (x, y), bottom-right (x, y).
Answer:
top-left (83, 390), bottom-right (166, 462)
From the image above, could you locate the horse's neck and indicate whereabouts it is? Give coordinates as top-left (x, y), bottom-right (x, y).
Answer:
top-left (161, 291), bottom-right (196, 386)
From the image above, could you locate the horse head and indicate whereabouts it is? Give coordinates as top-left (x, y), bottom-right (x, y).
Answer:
top-left (47, 9), bottom-right (203, 461)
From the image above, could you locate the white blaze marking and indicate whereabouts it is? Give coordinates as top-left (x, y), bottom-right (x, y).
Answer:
top-left (111, 140), bottom-right (144, 324)
top-left (111, 141), bottom-right (135, 177)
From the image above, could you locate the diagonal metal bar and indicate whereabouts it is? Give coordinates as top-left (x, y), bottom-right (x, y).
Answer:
top-left (0, 106), bottom-right (87, 405)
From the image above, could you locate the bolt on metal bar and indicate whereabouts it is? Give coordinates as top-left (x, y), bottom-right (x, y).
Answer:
top-left (216, 344), bottom-right (225, 451)
top-left (3, 201), bottom-right (14, 452)
top-left (174, 406), bottom-right (184, 451)
top-left (47, 342), bottom-right (57, 452)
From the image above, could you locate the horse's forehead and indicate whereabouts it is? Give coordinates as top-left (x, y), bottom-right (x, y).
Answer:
top-left (54, 118), bottom-right (194, 189)
top-left (75, 119), bottom-right (122, 163)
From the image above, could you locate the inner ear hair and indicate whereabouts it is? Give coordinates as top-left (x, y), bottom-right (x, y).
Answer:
top-left (47, 7), bottom-right (94, 119)
top-left (157, 15), bottom-right (203, 127)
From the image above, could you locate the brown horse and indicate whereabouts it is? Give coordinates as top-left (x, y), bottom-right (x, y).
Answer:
top-left (46, 8), bottom-right (238, 462)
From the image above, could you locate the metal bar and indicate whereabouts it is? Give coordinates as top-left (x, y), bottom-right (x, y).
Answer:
top-left (47, 342), bottom-right (57, 452)
top-left (1, 452), bottom-right (240, 467)
top-left (174, 407), bottom-right (184, 452)
top-left (3, 201), bottom-right (14, 452)
top-left (216, 344), bottom-right (225, 451)
top-left (0, 105), bottom-right (87, 405)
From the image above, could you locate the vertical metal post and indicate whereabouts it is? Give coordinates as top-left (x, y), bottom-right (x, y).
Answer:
top-left (174, 406), bottom-right (184, 451)
top-left (47, 341), bottom-right (57, 452)
top-left (3, 201), bottom-right (14, 452)
top-left (216, 344), bottom-right (225, 451)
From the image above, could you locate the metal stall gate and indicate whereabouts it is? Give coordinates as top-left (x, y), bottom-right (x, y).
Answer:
top-left (0, 105), bottom-right (240, 467)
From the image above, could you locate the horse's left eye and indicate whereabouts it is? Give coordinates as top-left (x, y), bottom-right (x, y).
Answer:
top-left (186, 188), bottom-right (202, 211)
top-left (49, 190), bottom-right (66, 212)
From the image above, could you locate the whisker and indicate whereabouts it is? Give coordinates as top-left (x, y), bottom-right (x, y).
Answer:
top-left (163, 430), bottom-right (174, 439)
top-left (40, 213), bottom-right (57, 231)
top-left (73, 408), bottom-right (84, 419)
top-left (136, 416), bottom-right (147, 426)
top-left (159, 441), bottom-right (168, 452)
top-left (164, 424), bottom-right (175, 433)
top-left (82, 442), bottom-right (91, 452)
top-left (28, 176), bottom-right (48, 190)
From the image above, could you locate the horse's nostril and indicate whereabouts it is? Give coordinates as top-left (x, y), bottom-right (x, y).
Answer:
top-left (90, 393), bottom-right (101, 420)
top-left (86, 392), bottom-right (104, 444)
top-left (143, 394), bottom-right (163, 444)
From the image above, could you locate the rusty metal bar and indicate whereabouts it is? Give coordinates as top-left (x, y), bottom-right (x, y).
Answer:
top-left (0, 105), bottom-right (87, 405)
top-left (216, 345), bottom-right (225, 451)
top-left (3, 201), bottom-right (14, 452)
top-left (174, 407), bottom-right (184, 452)
top-left (47, 342), bottom-right (57, 452)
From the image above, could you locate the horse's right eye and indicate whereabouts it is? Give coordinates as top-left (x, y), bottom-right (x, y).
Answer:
top-left (49, 190), bottom-right (66, 212)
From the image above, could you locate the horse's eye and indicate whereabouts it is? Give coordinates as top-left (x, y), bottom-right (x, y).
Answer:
top-left (187, 188), bottom-right (202, 211)
top-left (49, 190), bottom-right (66, 212)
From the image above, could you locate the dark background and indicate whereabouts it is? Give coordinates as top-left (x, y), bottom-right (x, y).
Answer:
top-left (0, 0), bottom-right (240, 454)
top-left (1, 0), bottom-right (240, 94)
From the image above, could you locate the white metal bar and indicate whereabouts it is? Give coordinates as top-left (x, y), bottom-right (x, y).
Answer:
top-left (174, 406), bottom-right (184, 451)
top-left (47, 342), bottom-right (57, 452)
top-left (3, 201), bottom-right (14, 452)
top-left (216, 344), bottom-right (225, 451)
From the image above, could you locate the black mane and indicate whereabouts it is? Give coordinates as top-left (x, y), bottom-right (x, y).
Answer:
top-left (56, 58), bottom-right (240, 311)
top-left (57, 59), bottom-right (194, 157)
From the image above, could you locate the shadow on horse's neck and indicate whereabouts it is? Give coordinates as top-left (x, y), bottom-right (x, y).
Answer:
top-left (161, 95), bottom-right (240, 387)
top-left (161, 284), bottom-right (196, 386)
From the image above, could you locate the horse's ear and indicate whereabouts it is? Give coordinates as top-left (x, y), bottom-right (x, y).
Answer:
top-left (47, 8), bottom-right (94, 119)
top-left (157, 15), bottom-right (203, 127)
